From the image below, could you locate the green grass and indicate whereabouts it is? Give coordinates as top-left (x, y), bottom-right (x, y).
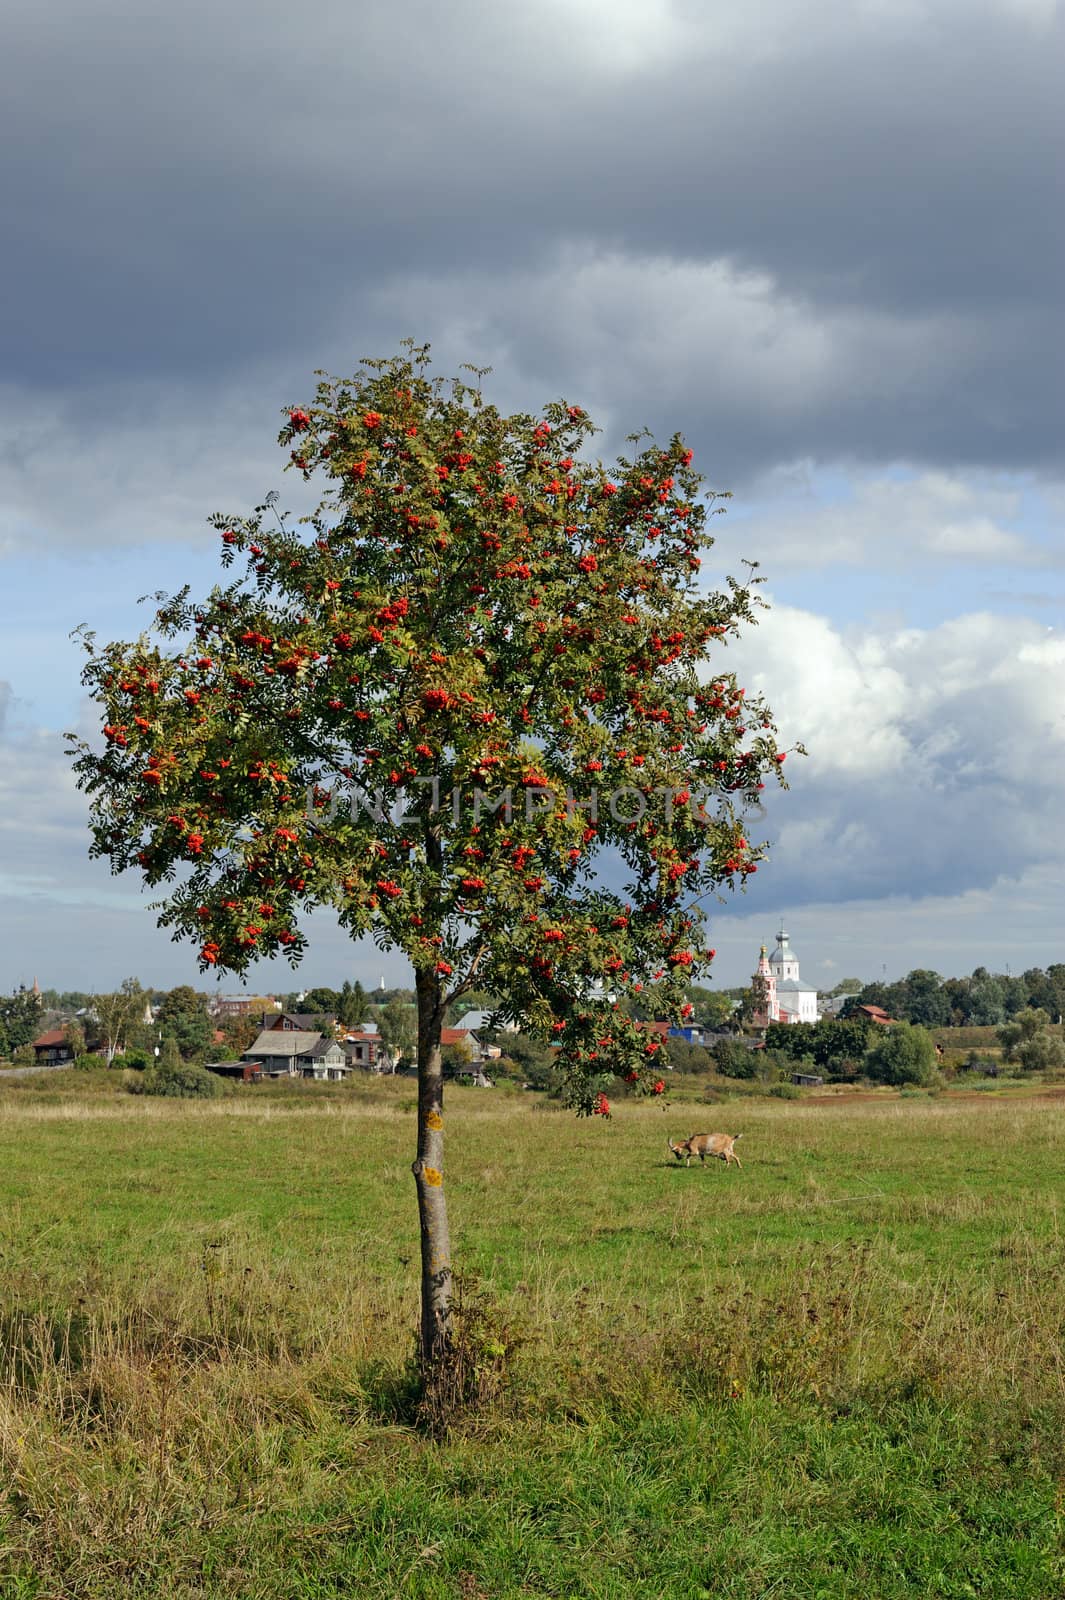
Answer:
top-left (1, 1072), bottom-right (1063, 1597)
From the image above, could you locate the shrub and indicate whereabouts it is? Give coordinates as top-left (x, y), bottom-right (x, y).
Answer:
top-left (74, 1053), bottom-right (110, 1071)
top-left (664, 1036), bottom-right (713, 1074)
top-left (864, 1023), bottom-right (938, 1087)
top-left (1016, 1031), bottom-right (1065, 1074)
top-left (112, 1048), bottom-right (150, 1071)
top-left (768, 1082), bottom-right (800, 1099)
top-left (498, 1032), bottom-right (558, 1092)
top-left (712, 1038), bottom-right (759, 1079)
top-left (129, 1059), bottom-right (223, 1098)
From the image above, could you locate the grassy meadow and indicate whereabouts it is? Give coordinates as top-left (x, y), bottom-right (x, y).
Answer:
top-left (0, 1071), bottom-right (1063, 1598)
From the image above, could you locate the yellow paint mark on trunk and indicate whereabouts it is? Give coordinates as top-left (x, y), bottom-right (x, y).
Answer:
top-left (423, 1166), bottom-right (443, 1187)
top-left (425, 1110), bottom-right (443, 1131)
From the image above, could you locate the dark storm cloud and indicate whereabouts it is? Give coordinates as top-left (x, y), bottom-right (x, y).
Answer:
top-left (1, 0), bottom-right (1062, 480)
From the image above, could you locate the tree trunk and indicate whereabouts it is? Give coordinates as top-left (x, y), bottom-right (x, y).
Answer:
top-left (412, 968), bottom-right (453, 1380)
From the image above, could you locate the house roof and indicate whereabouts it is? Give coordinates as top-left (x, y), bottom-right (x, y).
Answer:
top-left (244, 1030), bottom-right (322, 1058)
top-left (857, 1004), bottom-right (894, 1023)
top-left (307, 1037), bottom-right (345, 1059)
top-left (441, 1027), bottom-right (479, 1047)
top-left (270, 1011), bottom-right (336, 1030)
top-left (33, 1029), bottom-right (69, 1048)
top-left (453, 1010), bottom-right (488, 1031)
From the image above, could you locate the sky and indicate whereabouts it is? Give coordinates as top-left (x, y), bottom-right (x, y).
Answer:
top-left (1, 0), bottom-right (1063, 996)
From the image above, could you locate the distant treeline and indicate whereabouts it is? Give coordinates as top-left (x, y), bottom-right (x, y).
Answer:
top-left (838, 966), bottom-right (1065, 1028)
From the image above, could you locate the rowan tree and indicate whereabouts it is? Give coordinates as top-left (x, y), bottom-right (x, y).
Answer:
top-left (69, 346), bottom-right (787, 1397)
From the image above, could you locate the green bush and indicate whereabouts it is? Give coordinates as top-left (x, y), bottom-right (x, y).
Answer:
top-left (74, 1053), bottom-right (110, 1071)
top-left (128, 1059), bottom-right (222, 1099)
top-left (864, 1023), bottom-right (938, 1087)
top-left (664, 1036), bottom-right (713, 1074)
top-left (768, 1082), bottom-right (800, 1099)
top-left (1017, 1031), bottom-right (1065, 1074)
top-left (498, 1032), bottom-right (559, 1092)
top-left (712, 1038), bottom-right (759, 1079)
top-left (111, 1049), bottom-right (150, 1071)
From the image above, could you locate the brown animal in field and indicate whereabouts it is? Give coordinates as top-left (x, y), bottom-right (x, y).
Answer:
top-left (668, 1132), bottom-right (743, 1168)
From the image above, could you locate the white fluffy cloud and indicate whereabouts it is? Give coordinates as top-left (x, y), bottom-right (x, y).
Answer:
top-left (723, 603), bottom-right (1065, 913)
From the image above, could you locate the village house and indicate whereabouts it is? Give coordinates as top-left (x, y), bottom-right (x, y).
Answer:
top-left (342, 1029), bottom-right (392, 1071)
top-left (451, 1009), bottom-right (518, 1036)
top-left (31, 1028), bottom-right (78, 1066)
top-left (241, 1029), bottom-right (352, 1080)
top-left (441, 1027), bottom-right (499, 1063)
top-left (210, 994), bottom-right (280, 1020)
top-left (302, 1038), bottom-right (350, 1080)
top-left (262, 1010), bottom-right (339, 1035)
top-left (852, 1003), bottom-right (895, 1025)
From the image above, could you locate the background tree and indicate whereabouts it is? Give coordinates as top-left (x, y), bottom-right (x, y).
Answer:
top-left (496, 1031), bottom-right (557, 1090)
top-left (69, 348), bottom-right (785, 1401)
top-left (863, 1023), bottom-right (937, 1086)
top-left (997, 1007), bottom-right (1064, 1072)
top-left (684, 985), bottom-right (734, 1031)
top-left (896, 970), bottom-right (950, 1028)
top-left (1016, 1029), bottom-right (1065, 1075)
top-left (1043, 965), bottom-right (1065, 1023)
top-left (158, 1036), bottom-right (182, 1071)
top-left (712, 1037), bottom-right (759, 1079)
top-left (764, 1017), bottom-right (874, 1077)
top-left (373, 996), bottom-right (418, 1071)
top-left (0, 990), bottom-right (45, 1058)
top-left (38, 989), bottom-right (94, 1012)
top-left (733, 977), bottom-right (769, 1030)
top-left (1000, 974), bottom-right (1030, 1018)
top-left (840, 982), bottom-right (892, 1020)
top-left (301, 986), bottom-right (341, 1019)
top-left (92, 978), bottom-right (147, 1062)
top-left (1021, 968), bottom-right (1055, 1017)
top-left (966, 967), bottom-right (1007, 1025)
top-left (63, 1020), bottom-right (88, 1059)
top-left (663, 1035), bottom-right (712, 1074)
top-left (156, 986), bottom-right (213, 1062)
top-left (337, 979), bottom-right (369, 1028)
top-left (218, 1013), bottom-right (261, 1057)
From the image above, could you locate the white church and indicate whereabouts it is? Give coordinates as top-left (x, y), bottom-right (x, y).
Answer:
top-left (752, 927), bottom-right (820, 1026)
